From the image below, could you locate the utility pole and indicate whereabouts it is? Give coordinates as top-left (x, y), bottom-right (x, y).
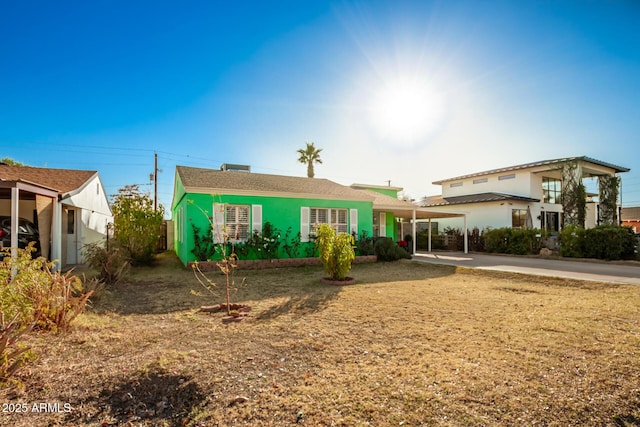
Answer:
top-left (154, 153), bottom-right (158, 211)
top-left (151, 153), bottom-right (161, 211)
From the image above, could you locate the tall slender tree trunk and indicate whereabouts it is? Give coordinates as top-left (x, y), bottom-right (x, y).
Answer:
top-left (307, 162), bottom-right (314, 178)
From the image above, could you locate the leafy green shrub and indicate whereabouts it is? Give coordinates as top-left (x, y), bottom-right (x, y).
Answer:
top-left (584, 225), bottom-right (637, 260)
top-left (260, 222), bottom-right (281, 260)
top-left (111, 185), bottom-right (165, 266)
top-left (355, 230), bottom-right (375, 256)
top-left (374, 237), bottom-right (411, 262)
top-left (282, 227), bottom-right (302, 258)
top-left (484, 228), bottom-right (541, 255)
top-left (483, 228), bottom-right (510, 254)
top-left (304, 240), bottom-right (318, 258)
top-left (191, 223), bottom-right (216, 261)
top-left (316, 224), bottom-right (356, 280)
top-left (83, 241), bottom-right (131, 285)
top-left (239, 222), bottom-right (282, 260)
top-left (559, 225), bottom-right (586, 258)
top-left (508, 228), bottom-right (542, 255)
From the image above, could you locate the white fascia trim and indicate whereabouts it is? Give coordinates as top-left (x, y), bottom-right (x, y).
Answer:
top-left (183, 187), bottom-right (375, 202)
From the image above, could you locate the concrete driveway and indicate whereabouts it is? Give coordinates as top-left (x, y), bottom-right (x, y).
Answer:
top-left (413, 251), bottom-right (640, 285)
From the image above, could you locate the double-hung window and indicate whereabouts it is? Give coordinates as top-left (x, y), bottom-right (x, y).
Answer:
top-left (331, 209), bottom-right (348, 233)
top-left (226, 205), bottom-right (250, 241)
top-left (310, 208), bottom-right (329, 227)
top-left (310, 207), bottom-right (348, 233)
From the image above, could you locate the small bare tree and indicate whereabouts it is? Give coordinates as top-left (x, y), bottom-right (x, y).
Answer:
top-left (188, 201), bottom-right (248, 319)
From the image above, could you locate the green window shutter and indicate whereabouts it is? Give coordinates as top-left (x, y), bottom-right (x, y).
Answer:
top-left (252, 204), bottom-right (262, 234)
top-left (300, 207), bottom-right (310, 242)
top-left (349, 209), bottom-right (358, 235)
top-left (379, 212), bottom-right (386, 237)
top-left (213, 203), bottom-right (225, 244)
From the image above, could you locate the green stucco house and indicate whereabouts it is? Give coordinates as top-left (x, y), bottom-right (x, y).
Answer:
top-left (172, 165), bottom-right (368, 264)
top-left (172, 165), bottom-right (458, 264)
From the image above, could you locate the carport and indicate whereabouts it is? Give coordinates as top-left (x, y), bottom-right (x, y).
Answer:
top-left (0, 178), bottom-right (62, 270)
top-left (370, 194), bottom-right (468, 253)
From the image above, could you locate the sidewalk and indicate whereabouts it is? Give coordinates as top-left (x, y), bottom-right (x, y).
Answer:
top-left (413, 251), bottom-right (640, 285)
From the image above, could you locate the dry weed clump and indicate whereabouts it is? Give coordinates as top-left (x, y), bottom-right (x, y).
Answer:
top-left (0, 246), bottom-right (94, 388)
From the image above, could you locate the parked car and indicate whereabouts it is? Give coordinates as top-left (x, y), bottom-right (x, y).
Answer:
top-left (0, 216), bottom-right (42, 257)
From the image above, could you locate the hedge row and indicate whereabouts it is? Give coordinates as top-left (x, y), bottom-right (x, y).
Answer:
top-left (559, 225), bottom-right (637, 260)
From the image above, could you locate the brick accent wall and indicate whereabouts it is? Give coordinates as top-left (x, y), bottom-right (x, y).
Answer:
top-left (188, 255), bottom-right (377, 271)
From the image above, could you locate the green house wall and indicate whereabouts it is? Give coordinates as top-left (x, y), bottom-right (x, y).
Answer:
top-left (369, 187), bottom-right (400, 198)
top-left (384, 212), bottom-right (397, 241)
top-left (172, 187), bottom-right (374, 265)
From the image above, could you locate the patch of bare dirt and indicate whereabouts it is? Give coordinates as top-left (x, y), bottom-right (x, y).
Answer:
top-left (2, 255), bottom-right (640, 426)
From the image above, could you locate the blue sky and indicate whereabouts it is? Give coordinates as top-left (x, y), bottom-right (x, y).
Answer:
top-left (2, 0), bottom-right (639, 211)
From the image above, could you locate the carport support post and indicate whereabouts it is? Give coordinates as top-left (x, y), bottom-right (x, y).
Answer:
top-left (428, 218), bottom-right (432, 252)
top-left (10, 187), bottom-right (19, 277)
top-left (412, 209), bottom-right (416, 254)
top-left (50, 198), bottom-right (62, 271)
top-left (464, 214), bottom-right (468, 254)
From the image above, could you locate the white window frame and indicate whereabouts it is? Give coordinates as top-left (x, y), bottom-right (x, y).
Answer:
top-left (310, 207), bottom-right (349, 234)
top-left (225, 204), bottom-right (250, 242)
top-left (331, 209), bottom-right (348, 233)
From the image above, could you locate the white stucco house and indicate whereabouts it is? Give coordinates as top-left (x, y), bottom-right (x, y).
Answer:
top-left (0, 164), bottom-right (113, 268)
top-left (422, 156), bottom-right (629, 233)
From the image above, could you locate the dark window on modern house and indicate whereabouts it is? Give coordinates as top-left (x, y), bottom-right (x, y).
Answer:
top-left (512, 209), bottom-right (527, 228)
top-left (541, 211), bottom-right (560, 231)
top-left (450, 182), bottom-right (463, 188)
top-left (473, 178), bottom-right (488, 184)
top-left (499, 173), bottom-right (516, 181)
top-left (542, 177), bottom-right (562, 204)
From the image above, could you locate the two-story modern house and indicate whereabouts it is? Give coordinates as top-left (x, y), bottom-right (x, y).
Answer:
top-left (422, 156), bottom-right (629, 232)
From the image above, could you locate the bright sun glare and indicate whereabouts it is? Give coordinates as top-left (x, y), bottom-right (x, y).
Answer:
top-left (370, 78), bottom-right (446, 144)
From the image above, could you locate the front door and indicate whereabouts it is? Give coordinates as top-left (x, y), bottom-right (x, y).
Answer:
top-left (65, 208), bottom-right (78, 264)
top-left (542, 211), bottom-right (560, 232)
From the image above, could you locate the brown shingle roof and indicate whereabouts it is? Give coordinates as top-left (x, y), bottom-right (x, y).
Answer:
top-left (176, 166), bottom-right (374, 202)
top-left (0, 165), bottom-right (96, 194)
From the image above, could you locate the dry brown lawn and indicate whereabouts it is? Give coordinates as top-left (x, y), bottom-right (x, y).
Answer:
top-left (2, 252), bottom-right (640, 426)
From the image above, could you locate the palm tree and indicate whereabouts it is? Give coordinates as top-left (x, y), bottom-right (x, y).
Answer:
top-left (297, 142), bottom-right (323, 178)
